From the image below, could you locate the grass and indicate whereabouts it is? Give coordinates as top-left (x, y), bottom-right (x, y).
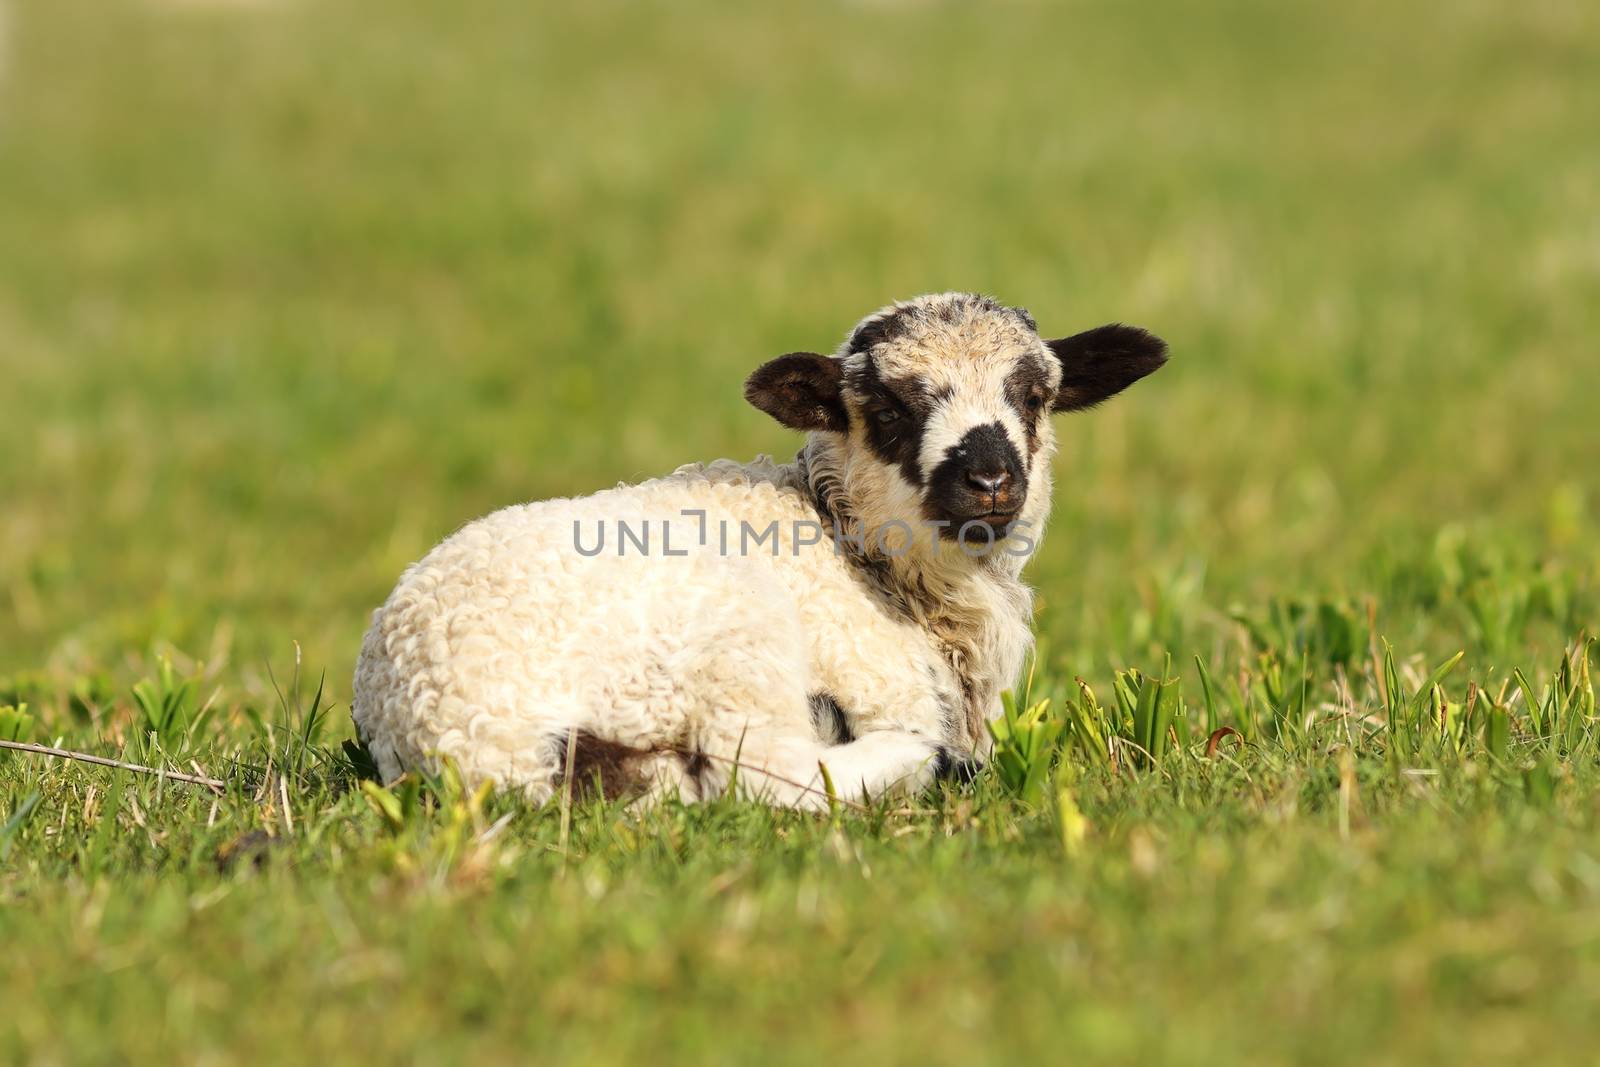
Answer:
top-left (2, 0), bottom-right (1599, 1063)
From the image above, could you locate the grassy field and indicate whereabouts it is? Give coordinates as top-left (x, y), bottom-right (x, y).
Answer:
top-left (3, 0), bottom-right (1600, 1063)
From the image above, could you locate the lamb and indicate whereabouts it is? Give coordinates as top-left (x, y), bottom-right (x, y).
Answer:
top-left (351, 292), bottom-right (1167, 808)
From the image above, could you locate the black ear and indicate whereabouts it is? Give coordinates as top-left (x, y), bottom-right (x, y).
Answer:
top-left (1048, 324), bottom-right (1169, 413)
top-left (744, 352), bottom-right (848, 433)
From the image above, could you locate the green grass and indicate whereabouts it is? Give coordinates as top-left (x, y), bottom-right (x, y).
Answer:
top-left (3, 0), bottom-right (1600, 1063)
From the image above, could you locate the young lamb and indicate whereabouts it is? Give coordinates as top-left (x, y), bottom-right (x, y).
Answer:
top-left (352, 292), bottom-right (1167, 808)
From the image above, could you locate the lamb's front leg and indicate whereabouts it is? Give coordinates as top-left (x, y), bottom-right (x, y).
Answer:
top-left (814, 730), bottom-right (965, 804)
top-left (697, 730), bottom-right (959, 810)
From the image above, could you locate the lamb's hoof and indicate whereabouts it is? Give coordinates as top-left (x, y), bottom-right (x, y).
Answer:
top-left (933, 748), bottom-right (984, 786)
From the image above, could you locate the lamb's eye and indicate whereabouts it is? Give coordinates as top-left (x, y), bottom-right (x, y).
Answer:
top-left (1025, 393), bottom-right (1045, 414)
top-left (874, 408), bottom-right (902, 426)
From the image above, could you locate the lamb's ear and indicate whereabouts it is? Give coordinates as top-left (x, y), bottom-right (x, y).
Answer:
top-left (1048, 324), bottom-right (1169, 413)
top-left (744, 352), bottom-right (848, 433)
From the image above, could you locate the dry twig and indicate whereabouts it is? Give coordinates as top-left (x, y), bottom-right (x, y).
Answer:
top-left (0, 739), bottom-right (226, 793)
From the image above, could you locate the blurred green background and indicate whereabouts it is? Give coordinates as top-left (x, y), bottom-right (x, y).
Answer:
top-left (3, 0), bottom-right (1598, 693)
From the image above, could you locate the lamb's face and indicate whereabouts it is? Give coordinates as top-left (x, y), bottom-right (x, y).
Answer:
top-left (746, 292), bottom-right (1168, 551)
top-left (837, 294), bottom-right (1057, 538)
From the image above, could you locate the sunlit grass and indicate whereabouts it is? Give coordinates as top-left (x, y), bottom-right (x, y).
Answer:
top-left (2, 0), bottom-right (1599, 1063)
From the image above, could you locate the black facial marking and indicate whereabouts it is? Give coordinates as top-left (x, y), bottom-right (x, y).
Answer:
top-left (808, 691), bottom-right (855, 745)
top-left (848, 306), bottom-right (918, 354)
top-left (922, 422), bottom-right (1028, 534)
top-left (1003, 357), bottom-right (1053, 453)
top-left (850, 356), bottom-right (934, 487)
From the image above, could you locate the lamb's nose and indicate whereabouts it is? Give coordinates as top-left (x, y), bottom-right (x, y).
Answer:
top-left (966, 470), bottom-right (1010, 495)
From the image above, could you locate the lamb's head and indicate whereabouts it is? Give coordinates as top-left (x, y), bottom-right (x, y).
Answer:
top-left (746, 292), bottom-right (1167, 559)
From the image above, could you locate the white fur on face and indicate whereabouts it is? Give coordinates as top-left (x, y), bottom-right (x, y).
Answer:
top-left (916, 358), bottom-right (1034, 484)
top-left (842, 294), bottom-right (1060, 501)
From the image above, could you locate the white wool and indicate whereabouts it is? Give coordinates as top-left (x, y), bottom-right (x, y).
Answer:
top-left (352, 457), bottom-right (999, 807)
